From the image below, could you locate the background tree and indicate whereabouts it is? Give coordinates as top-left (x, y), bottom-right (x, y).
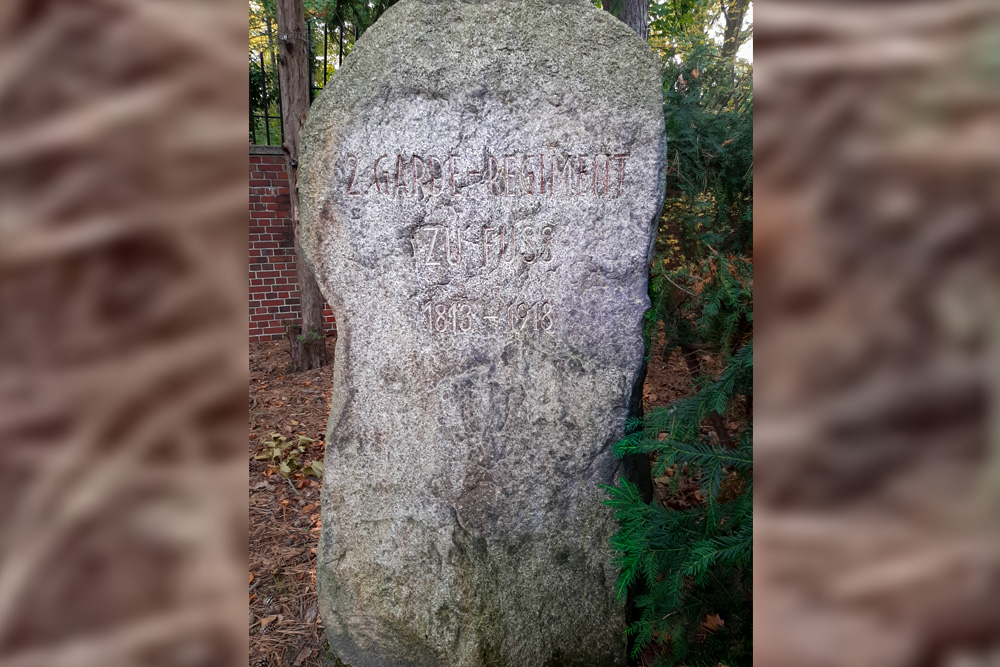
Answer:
top-left (276, 0), bottom-right (327, 370)
top-left (720, 0), bottom-right (751, 62)
top-left (604, 1), bottom-right (753, 664)
top-left (602, 0), bottom-right (649, 41)
top-left (252, 0), bottom-right (398, 371)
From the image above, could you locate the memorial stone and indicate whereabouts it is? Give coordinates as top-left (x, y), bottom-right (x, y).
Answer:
top-left (300, 0), bottom-right (665, 664)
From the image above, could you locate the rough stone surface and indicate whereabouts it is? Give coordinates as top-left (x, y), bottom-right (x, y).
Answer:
top-left (299, 0), bottom-right (665, 664)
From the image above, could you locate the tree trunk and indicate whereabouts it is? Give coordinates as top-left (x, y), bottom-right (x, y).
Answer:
top-left (720, 0), bottom-right (750, 62)
top-left (603, 0), bottom-right (648, 42)
top-left (276, 0), bottom-right (328, 371)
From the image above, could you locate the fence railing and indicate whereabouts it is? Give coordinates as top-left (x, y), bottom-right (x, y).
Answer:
top-left (250, 49), bottom-right (282, 147)
top-left (250, 17), bottom-right (357, 147)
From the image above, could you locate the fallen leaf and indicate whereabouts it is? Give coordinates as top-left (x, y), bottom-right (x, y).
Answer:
top-left (260, 614), bottom-right (279, 629)
top-left (303, 380), bottom-right (312, 386)
top-left (249, 592), bottom-right (256, 604)
top-left (279, 499), bottom-right (290, 506)
top-left (249, 572), bottom-right (255, 584)
top-left (301, 504), bottom-right (315, 513)
top-left (294, 647), bottom-right (313, 666)
top-left (274, 401), bottom-right (282, 407)
top-left (702, 613), bottom-right (723, 631)
top-left (290, 419), bottom-right (299, 426)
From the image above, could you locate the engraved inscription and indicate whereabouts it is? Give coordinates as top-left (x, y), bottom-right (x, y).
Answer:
top-left (508, 301), bottom-right (554, 332)
top-left (374, 154), bottom-right (389, 195)
top-left (421, 299), bottom-right (555, 335)
top-left (418, 225), bottom-right (463, 267)
top-left (346, 155), bottom-right (361, 196)
top-left (416, 224), bottom-right (554, 268)
top-left (481, 224), bottom-right (554, 266)
top-left (423, 301), bottom-right (474, 334)
top-left (345, 151), bottom-right (630, 199)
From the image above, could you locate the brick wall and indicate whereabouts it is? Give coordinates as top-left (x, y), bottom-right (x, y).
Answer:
top-left (249, 145), bottom-right (335, 342)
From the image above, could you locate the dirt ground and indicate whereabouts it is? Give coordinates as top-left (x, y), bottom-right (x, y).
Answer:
top-left (249, 337), bottom-right (336, 667)
top-left (248, 335), bottom-right (691, 667)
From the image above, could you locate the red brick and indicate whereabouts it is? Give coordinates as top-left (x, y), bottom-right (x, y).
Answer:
top-left (248, 151), bottom-right (335, 342)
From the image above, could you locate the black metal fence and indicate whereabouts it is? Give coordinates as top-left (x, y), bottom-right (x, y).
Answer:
top-left (250, 17), bottom-right (357, 147)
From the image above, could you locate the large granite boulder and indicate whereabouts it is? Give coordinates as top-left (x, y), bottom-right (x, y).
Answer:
top-left (299, 0), bottom-right (665, 664)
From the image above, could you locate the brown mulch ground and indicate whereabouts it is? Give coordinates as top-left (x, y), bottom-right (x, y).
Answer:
top-left (247, 334), bottom-right (695, 667)
top-left (250, 336), bottom-right (337, 667)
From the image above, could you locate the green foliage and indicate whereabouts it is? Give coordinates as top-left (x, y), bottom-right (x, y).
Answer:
top-left (606, 2), bottom-right (753, 664)
top-left (607, 341), bottom-right (752, 664)
top-left (296, 326), bottom-right (325, 344)
top-left (254, 432), bottom-right (320, 476)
